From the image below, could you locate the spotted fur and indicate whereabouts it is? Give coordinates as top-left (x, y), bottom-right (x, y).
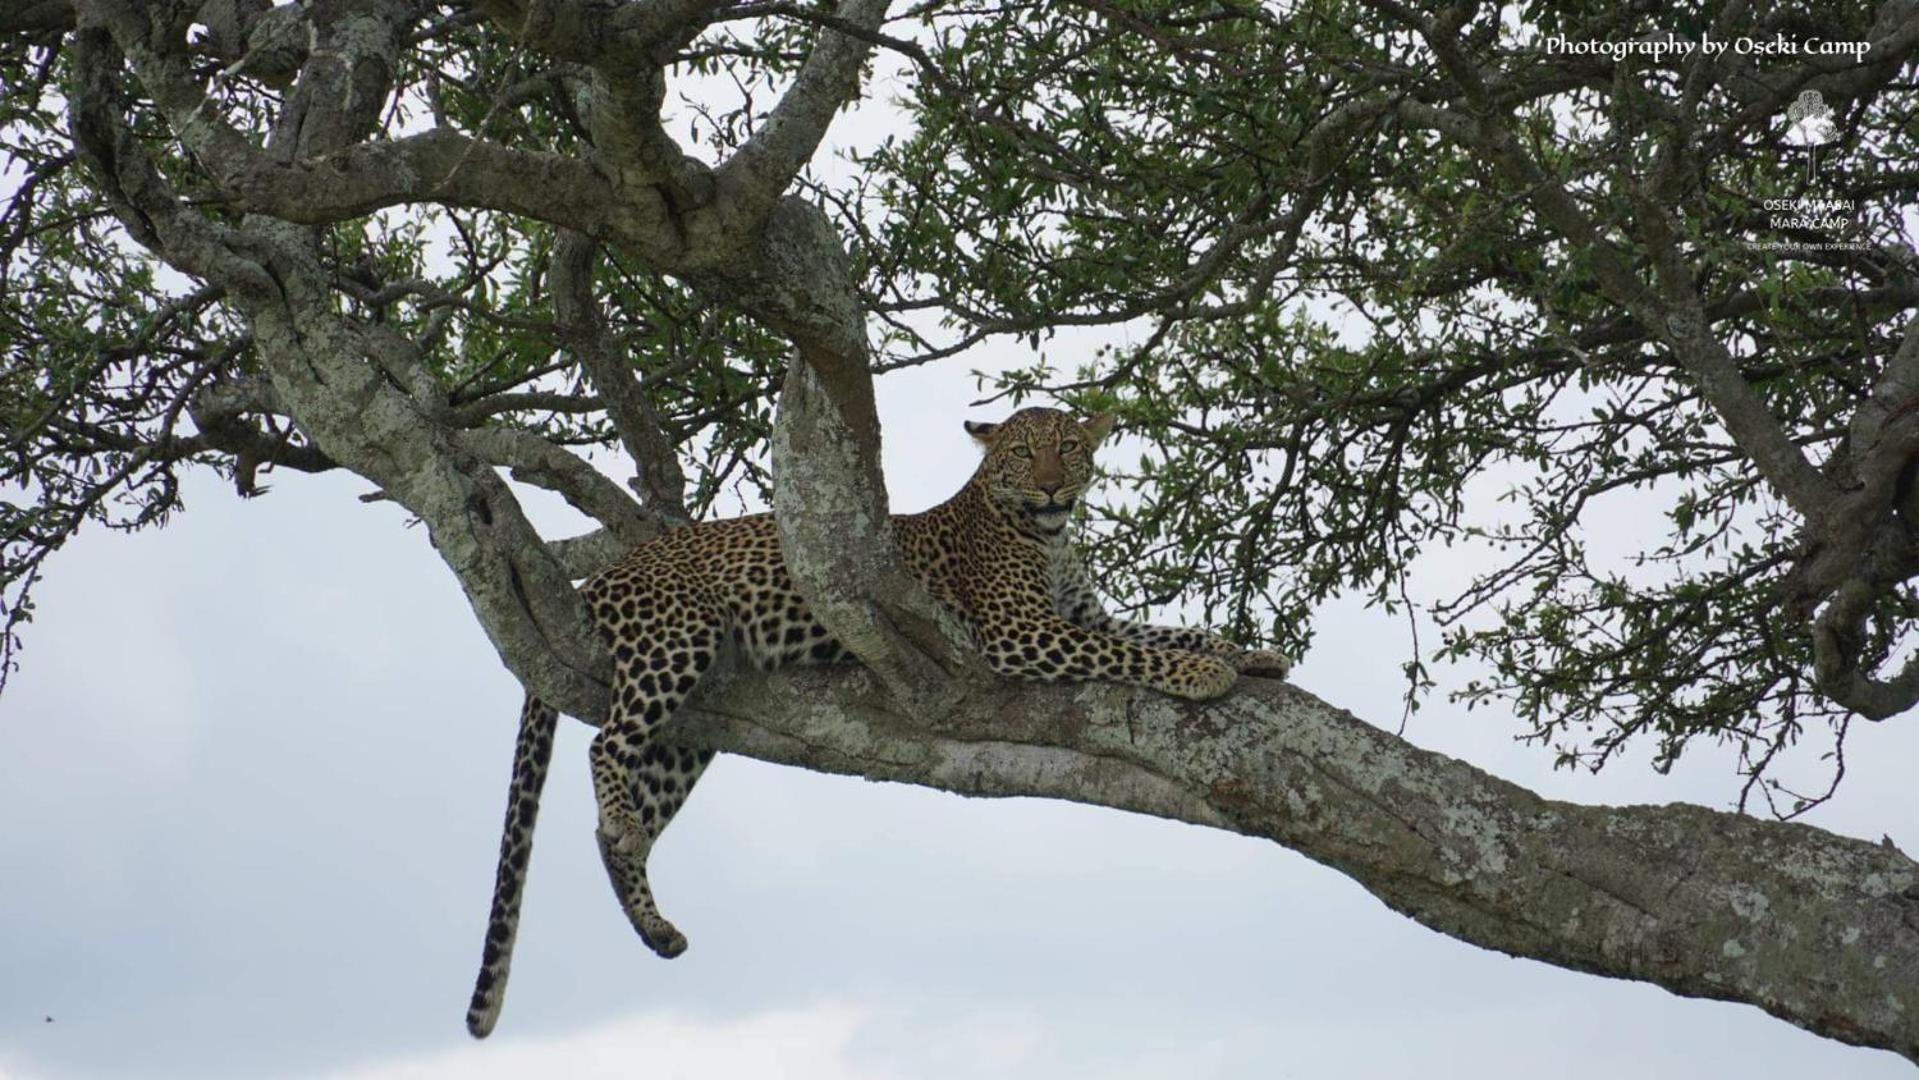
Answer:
top-left (464, 407), bottom-right (1290, 1037)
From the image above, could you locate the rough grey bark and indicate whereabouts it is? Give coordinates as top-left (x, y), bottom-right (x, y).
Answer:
top-left (69, 3), bottom-right (618, 721)
top-left (752, 199), bottom-right (993, 708)
top-left (771, 352), bottom-right (992, 708)
top-left (673, 664), bottom-right (1919, 1064)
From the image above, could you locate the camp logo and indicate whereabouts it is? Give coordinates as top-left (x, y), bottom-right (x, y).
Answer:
top-left (1784, 89), bottom-right (1836, 147)
top-left (1784, 89), bottom-right (1837, 182)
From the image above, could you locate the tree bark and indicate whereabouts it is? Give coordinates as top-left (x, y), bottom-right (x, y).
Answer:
top-left (666, 663), bottom-right (1919, 1064)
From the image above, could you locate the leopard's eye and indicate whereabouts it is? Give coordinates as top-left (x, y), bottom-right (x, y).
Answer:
top-left (1012, 446), bottom-right (1034, 459)
top-left (1059, 439), bottom-right (1080, 453)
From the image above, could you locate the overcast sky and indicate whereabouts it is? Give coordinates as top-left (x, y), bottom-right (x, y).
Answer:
top-left (2, 344), bottom-right (1916, 1080)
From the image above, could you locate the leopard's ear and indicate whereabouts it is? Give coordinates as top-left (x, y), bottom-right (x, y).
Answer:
top-left (1080, 411), bottom-right (1118, 447)
top-left (964, 419), bottom-right (1000, 446)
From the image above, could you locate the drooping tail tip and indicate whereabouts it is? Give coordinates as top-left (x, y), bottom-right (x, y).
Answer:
top-left (466, 988), bottom-right (501, 1039)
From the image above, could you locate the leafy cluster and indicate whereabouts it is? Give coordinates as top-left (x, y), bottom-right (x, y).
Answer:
top-left (0, 12), bottom-right (806, 691)
top-left (847, 0), bottom-right (1919, 809)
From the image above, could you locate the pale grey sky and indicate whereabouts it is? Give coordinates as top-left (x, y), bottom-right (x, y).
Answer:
top-left (1, 350), bottom-right (1915, 1080)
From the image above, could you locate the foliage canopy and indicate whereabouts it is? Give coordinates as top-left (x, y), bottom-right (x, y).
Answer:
top-left (3, 0), bottom-right (1917, 813)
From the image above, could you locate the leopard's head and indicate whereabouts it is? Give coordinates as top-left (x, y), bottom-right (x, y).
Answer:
top-left (963, 407), bottom-right (1117, 533)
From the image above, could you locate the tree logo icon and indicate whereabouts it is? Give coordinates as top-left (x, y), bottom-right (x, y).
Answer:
top-left (1785, 89), bottom-right (1836, 147)
top-left (1784, 89), bottom-right (1837, 182)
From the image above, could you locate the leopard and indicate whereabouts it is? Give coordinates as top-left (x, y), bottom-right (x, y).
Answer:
top-left (463, 406), bottom-right (1292, 1038)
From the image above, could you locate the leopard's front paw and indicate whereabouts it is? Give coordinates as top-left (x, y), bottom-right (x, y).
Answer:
top-left (1231, 648), bottom-right (1293, 679)
top-left (1167, 656), bottom-right (1238, 701)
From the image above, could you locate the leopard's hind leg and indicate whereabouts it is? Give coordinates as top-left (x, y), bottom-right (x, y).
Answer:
top-left (594, 741), bottom-right (715, 957)
top-left (589, 571), bottom-right (722, 958)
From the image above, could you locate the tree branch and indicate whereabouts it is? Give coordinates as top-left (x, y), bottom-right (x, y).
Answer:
top-left (1376, 15), bottom-right (1919, 719)
top-left (1389, 94), bottom-right (1838, 523)
top-left (457, 425), bottom-right (666, 548)
top-left (545, 526), bottom-right (636, 579)
top-left (258, 0), bottom-right (411, 161)
top-left (222, 128), bottom-right (636, 237)
top-left (473, 0), bottom-right (724, 68)
top-left (551, 230), bottom-right (692, 524)
top-left (666, 667), bottom-right (1919, 1064)
top-left (709, 0), bottom-right (889, 249)
top-left (71, 2), bottom-right (651, 249)
top-left (228, 245), bottom-right (615, 722)
top-left (744, 198), bottom-right (991, 707)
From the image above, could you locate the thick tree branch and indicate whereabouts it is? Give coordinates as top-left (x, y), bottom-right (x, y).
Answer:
top-left (226, 128), bottom-right (635, 236)
top-left (70, 2), bottom-right (651, 246)
top-left (473, 0), bottom-right (724, 68)
top-left (1853, 314), bottom-right (1919, 479)
top-left (739, 197), bottom-right (989, 707)
top-left (708, 0), bottom-right (889, 251)
top-left (770, 356), bottom-right (988, 707)
top-left (470, 0), bottom-right (724, 219)
top-left (227, 229), bottom-right (615, 721)
top-left (260, 0), bottom-right (412, 161)
top-left (1799, 321), bottom-right (1919, 717)
top-left (71, 41), bottom-right (616, 721)
top-left (551, 231), bottom-right (692, 524)
top-left (457, 425), bottom-right (665, 548)
top-left (1813, 570), bottom-right (1919, 718)
top-left (666, 668), bottom-right (1919, 1064)
top-left (545, 526), bottom-right (637, 579)
top-left (192, 0), bottom-right (309, 87)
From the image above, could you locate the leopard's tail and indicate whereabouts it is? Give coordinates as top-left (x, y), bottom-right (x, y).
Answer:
top-left (465, 694), bottom-right (558, 1039)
